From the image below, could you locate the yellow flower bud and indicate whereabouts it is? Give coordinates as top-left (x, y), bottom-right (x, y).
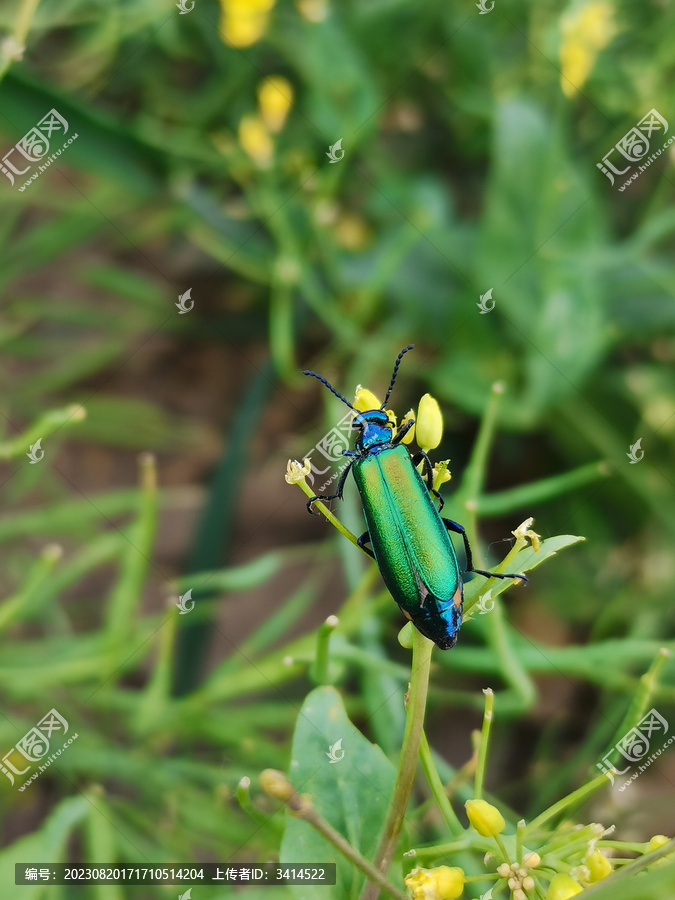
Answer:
top-left (353, 385), bottom-right (382, 412)
top-left (220, 0), bottom-right (276, 47)
top-left (404, 865), bottom-right (465, 900)
top-left (648, 835), bottom-right (670, 852)
top-left (238, 114), bottom-right (274, 167)
top-left (399, 409), bottom-right (415, 445)
top-left (464, 799), bottom-right (506, 837)
top-left (416, 394), bottom-right (443, 451)
top-left (585, 848), bottom-right (612, 882)
top-left (259, 768), bottom-right (295, 801)
top-left (257, 76), bottom-right (293, 133)
top-left (546, 873), bottom-right (583, 900)
top-left (559, 2), bottom-right (616, 97)
top-left (523, 852), bottom-right (541, 868)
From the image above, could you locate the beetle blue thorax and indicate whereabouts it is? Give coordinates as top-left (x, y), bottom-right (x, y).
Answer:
top-left (353, 409), bottom-right (393, 453)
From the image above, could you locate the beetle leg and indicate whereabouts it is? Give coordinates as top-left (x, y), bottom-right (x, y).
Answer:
top-left (411, 451), bottom-right (445, 513)
top-left (306, 459), bottom-right (355, 515)
top-left (357, 531), bottom-right (375, 559)
top-left (392, 417), bottom-right (415, 445)
top-left (442, 518), bottom-right (528, 584)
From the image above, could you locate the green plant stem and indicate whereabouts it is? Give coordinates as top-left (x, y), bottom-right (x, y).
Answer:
top-left (474, 688), bottom-right (494, 799)
top-left (297, 805), bottom-right (410, 900)
top-left (404, 838), bottom-right (472, 861)
top-left (419, 731), bottom-right (464, 837)
top-left (485, 600), bottom-right (536, 713)
top-left (605, 647), bottom-right (670, 755)
top-left (310, 616), bottom-right (338, 684)
top-left (460, 381), bottom-right (505, 546)
top-left (361, 628), bottom-right (434, 900)
top-left (0, 0), bottom-right (41, 81)
top-left (525, 774), bottom-right (609, 835)
top-left (293, 477), bottom-right (361, 549)
top-left (516, 819), bottom-right (526, 864)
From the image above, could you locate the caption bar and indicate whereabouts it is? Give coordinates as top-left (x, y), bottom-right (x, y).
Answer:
top-left (16, 863), bottom-right (336, 885)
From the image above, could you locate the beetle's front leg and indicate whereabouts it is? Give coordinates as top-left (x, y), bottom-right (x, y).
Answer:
top-left (357, 531), bottom-right (375, 559)
top-left (442, 518), bottom-right (528, 584)
top-left (392, 417), bottom-right (415, 445)
top-left (412, 450), bottom-right (444, 513)
top-left (306, 458), bottom-right (355, 515)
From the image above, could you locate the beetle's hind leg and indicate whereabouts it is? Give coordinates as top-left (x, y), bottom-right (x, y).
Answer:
top-left (412, 450), bottom-right (444, 513)
top-left (357, 531), bottom-right (375, 559)
top-left (442, 518), bottom-right (528, 584)
top-left (306, 459), bottom-right (355, 515)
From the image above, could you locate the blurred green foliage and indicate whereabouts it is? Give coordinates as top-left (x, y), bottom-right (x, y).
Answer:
top-left (1, 0), bottom-right (675, 897)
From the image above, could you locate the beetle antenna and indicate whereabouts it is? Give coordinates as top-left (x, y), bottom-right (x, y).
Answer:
top-left (381, 344), bottom-right (414, 409)
top-left (303, 370), bottom-right (356, 410)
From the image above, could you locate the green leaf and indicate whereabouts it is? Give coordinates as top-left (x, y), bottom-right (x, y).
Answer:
top-left (280, 686), bottom-right (397, 900)
top-left (463, 534), bottom-right (585, 617)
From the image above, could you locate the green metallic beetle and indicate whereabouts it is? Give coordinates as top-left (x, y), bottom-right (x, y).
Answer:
top-left (303, 345), bottom-right (526, 649)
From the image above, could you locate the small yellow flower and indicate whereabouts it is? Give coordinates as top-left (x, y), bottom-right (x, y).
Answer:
top-left (238, 114), bottom-right (274, 167)
top-left (404, 865), bottom-right (465, 900)
top-left (585, 848), bottom-right (612, 882)
top-left (559, 1), bottom-right (616, 97)
top-left (353, 386), bottom-right (382, 412)
top-left (512, 517), bottom-right (541, 551)
top-left (220, 0), bottom-right (276, 47)
top-left (400, 409), bottom-right (415, 445)
top-left (648, 835), bottom-right (670, 852)
top-left (432, 460), bottom-right (451, 492)
top-left (334, 212), bottom-right (372, 250)
top-left (546, 873), bottom-right (583, 900)
top-left (415, 394), bottom-right (443, 452)
top-left (257, 76), bottom-right (293, 133)
top-left (464, 799), bottom-right (505, 837)
top-left (522, 852), bottom-right (541, 868)
top-left (285, 458), bottom-right (312, 484)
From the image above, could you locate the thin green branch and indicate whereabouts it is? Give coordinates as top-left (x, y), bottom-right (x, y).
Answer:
top-left (360, 627), bottom-right (434, 900)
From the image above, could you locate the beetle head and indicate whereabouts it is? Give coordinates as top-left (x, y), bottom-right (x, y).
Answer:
top-left (352, 409), bottom-right (392, 452)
